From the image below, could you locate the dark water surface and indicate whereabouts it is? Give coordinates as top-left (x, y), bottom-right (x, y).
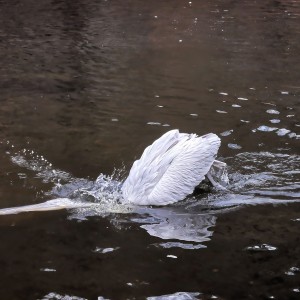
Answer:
top-left (0, 0), bottom-right (300, 299)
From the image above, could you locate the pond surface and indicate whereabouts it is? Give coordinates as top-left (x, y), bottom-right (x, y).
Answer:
top-left (0, 0), bottom-right (300, 299)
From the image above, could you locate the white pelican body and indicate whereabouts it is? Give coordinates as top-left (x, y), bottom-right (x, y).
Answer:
top-left (122, 129), bottom-right (225, 206)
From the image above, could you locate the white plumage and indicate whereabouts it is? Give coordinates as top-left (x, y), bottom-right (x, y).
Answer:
top-left (122, 129), bottom-right (224, 206)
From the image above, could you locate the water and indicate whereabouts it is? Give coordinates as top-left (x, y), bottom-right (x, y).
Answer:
top-left (0, 0), bottom-right (300, 299)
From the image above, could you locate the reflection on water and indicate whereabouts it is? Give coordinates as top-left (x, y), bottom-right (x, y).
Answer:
top-left (1, 0), bottom-right (300, 299)
top-left (134, 209), bottom-right (217, 244)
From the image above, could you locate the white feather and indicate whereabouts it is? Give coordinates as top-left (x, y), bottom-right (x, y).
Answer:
top-left (122, 129), bottom-right (221, 205)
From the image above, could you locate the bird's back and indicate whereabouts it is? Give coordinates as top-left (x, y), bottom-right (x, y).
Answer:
top-left (122, 129), bottom-right (220, 205)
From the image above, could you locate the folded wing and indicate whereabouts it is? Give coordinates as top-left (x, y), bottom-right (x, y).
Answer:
top-left (122, 130), bottom-right (221, 205)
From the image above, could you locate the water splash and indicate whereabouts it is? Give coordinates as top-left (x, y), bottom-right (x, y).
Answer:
top-left (6, 148), bottom-right (130, 216)
top-left (11, 150), bottom-right (72, 185)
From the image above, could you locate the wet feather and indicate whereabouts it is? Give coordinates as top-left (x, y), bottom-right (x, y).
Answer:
top-left (122, 129), bottom-right (221, 205)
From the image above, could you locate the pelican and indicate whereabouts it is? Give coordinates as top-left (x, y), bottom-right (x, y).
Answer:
top-left (0, 129), bottom-right (228, 215)
top-left (122, 129), bottom-right (227, 206)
